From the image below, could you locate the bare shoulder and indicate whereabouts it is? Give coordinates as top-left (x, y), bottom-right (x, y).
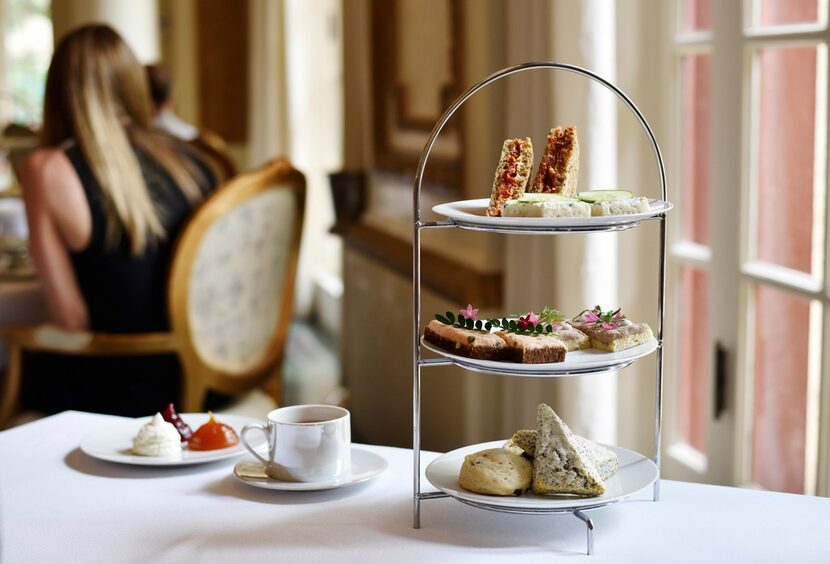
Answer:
top-left (19, 146), bottom-right (91, 251)
top-left (19, 148), bottom-right (78, 203)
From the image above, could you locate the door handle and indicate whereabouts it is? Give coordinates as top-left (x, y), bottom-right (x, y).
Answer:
top-left (714, 342), bottom-right (727, 419)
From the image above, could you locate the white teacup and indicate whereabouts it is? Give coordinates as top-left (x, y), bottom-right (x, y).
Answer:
top-left (241, 405), bottom-right (351, 482)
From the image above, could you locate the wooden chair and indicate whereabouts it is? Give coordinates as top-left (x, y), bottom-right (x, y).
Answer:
top-left (190, 130), bottom-right (238, 183)
top-left (1, 158), bottom-right (305, 427)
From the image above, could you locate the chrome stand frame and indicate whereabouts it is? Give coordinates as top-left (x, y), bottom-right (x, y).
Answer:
top-left (412, 62), bottom-right (668, 556)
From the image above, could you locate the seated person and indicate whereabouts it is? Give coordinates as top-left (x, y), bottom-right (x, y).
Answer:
top-left (145, 63), bottom-right (198, 141)
top-left (146, 64), bottom-right (237, 181)
top-left (17, 25), bottom-right (217, 416)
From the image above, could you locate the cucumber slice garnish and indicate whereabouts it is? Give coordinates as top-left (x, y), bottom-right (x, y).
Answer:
top-left (577, 190), bottom-right (633, 203)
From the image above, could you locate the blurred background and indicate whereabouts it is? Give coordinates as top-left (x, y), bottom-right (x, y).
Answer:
top-left (0, 0), bottom-right (828, 499)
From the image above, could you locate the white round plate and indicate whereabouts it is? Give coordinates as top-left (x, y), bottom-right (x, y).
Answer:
top-left (421, 336), bottom-right (658, 376)
top-left (426, 440), bottom-right (658, 511)
top-left (232, 448), bottom-right (388, 491)
top-left (432, 198), bottom-right (672, 231)
top-left (80, 413), bottom-right (265, 466)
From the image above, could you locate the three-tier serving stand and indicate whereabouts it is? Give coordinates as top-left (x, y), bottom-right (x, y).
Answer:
top-left (411, 62), bottom-right (670, 556)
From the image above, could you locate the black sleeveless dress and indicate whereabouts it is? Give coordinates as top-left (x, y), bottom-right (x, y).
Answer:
top-left (21, 140), bottom-right (217, 416)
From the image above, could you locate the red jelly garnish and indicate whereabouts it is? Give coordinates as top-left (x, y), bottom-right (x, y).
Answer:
top-left (161, 403), bottom-right (193, 443)
top-left (188, 412), bottom-right (239, 451)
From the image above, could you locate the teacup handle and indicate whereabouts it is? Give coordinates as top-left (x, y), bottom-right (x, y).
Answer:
top-left (240, 422), bottom-right (271, 467)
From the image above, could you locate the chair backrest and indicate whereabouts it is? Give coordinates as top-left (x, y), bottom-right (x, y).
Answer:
top-left (168, 159), bottom-right (305, 390)
top-left (190, 130), bottom-right (238, 183)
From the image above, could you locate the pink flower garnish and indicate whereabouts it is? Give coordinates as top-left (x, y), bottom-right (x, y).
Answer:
top-left (614, 311), bottom-right (625, 319)
top-left (601, 323), bottom-right (617, 330)
top-left (526, 312), bottom-right (540, 325)
top-left (582, 310), bottom-right (600, 323)
top-left (459, 304), bottom-right (478, 321)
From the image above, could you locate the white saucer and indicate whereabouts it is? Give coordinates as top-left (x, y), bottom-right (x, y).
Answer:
top-left (80, 413), bottom-right (266, 466)
top-left (233, 448), bottom-right (388, 491)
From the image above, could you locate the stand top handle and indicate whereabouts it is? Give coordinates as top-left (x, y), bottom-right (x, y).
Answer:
top-left (412, 61), bottom-right (667, 221)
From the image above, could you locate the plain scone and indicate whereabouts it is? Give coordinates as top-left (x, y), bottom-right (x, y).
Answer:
top-left (458, 448), bottom-right (532, 496)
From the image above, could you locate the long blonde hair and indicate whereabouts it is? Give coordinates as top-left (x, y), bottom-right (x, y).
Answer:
top-left (41, 25), bottom-right (205, 254)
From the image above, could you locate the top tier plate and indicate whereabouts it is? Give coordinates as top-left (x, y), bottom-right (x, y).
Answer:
top-left (432, 198), bottom-right (672, 233)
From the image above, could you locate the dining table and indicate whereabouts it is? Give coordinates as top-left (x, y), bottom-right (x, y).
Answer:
top-left (1, 411), bottom-right (829, 563)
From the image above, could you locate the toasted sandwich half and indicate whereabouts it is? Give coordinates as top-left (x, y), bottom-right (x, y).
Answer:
top-left (486, 137), bottom-right (534, 217)
top-left (530, 126), bottom-right (580, 197)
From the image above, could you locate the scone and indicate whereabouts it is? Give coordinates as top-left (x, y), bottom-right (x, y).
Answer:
top-left (458, 448), bottom-right (532, 496)
top-left (509, 429), bottom-right (619, 481)
top-left (510, 429), bottom-right (536, 457)
top-left (533, 404), bottom-right (605, 496)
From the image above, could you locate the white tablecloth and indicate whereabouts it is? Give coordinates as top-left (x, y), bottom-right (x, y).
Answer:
top-left (1, 412), bottom-right (828, 563)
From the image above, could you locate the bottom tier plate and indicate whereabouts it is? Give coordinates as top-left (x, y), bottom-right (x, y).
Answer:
top-left (425, 440), bottom-right (658, 512)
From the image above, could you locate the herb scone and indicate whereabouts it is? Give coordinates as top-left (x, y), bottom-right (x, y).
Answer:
top-left (424, 320), bottom-right (508, 361)
top-left (509, 429), bottom-right (619, 481)
top-left (533, 403), bottom-right (605, 496)
top-left (458, 448), bottom-right (532, 496)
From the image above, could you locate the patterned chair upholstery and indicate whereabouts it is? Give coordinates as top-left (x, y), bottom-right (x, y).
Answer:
top-left (169, 158), bottom-right (305, 409)
top-left (188, 190), bottom-right (295, 373)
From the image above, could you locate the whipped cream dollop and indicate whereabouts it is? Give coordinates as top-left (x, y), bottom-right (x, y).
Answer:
top-left (132, 413), bottom-right (183, 458)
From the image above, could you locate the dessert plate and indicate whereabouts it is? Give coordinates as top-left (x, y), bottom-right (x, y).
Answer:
top-left (432, 198), bottom-right (672, 232)
top-left (426, 440), bottom-right (658, 512)
top-left (80, 413), bottom-right (265, 466)
top-left (421, 336), bottom-right (658, 376)
top-left (232, 448), bottom-right (388, 491)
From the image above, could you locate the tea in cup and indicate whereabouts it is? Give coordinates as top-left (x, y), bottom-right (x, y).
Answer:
top-left (240, 405), bottom-right (350, 482)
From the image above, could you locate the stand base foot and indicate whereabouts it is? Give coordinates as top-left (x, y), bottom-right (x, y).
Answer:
top-left (573, 510), bottom-right (595, 555)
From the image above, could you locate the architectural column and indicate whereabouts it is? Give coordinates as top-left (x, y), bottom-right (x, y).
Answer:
top-left (502, 0), bottom-right (619, 444)
top-left (247, 0), bottom-right (288, 167)
top-left (547, 0), bottom-right (619, 444)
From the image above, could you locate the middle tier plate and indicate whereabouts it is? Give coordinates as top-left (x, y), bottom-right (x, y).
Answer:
top-left (421, 336), bottom-right (659, 376)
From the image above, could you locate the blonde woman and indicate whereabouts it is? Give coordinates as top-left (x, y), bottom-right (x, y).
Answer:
top-left (18, 25), bottom-right (217, 415)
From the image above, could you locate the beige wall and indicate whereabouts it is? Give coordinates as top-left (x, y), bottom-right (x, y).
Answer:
top-left (158, 0), bottom-right (199, 125)
top-left (51, 0), bottom-right (160, 63)
top-left (341, 0), bottom-right (510, 450)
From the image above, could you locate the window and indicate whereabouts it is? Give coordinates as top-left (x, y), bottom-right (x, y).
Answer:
top-left (666, 0), bottom-right (830, 495)
top-left (1, 0), bottom-right (52, 125)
